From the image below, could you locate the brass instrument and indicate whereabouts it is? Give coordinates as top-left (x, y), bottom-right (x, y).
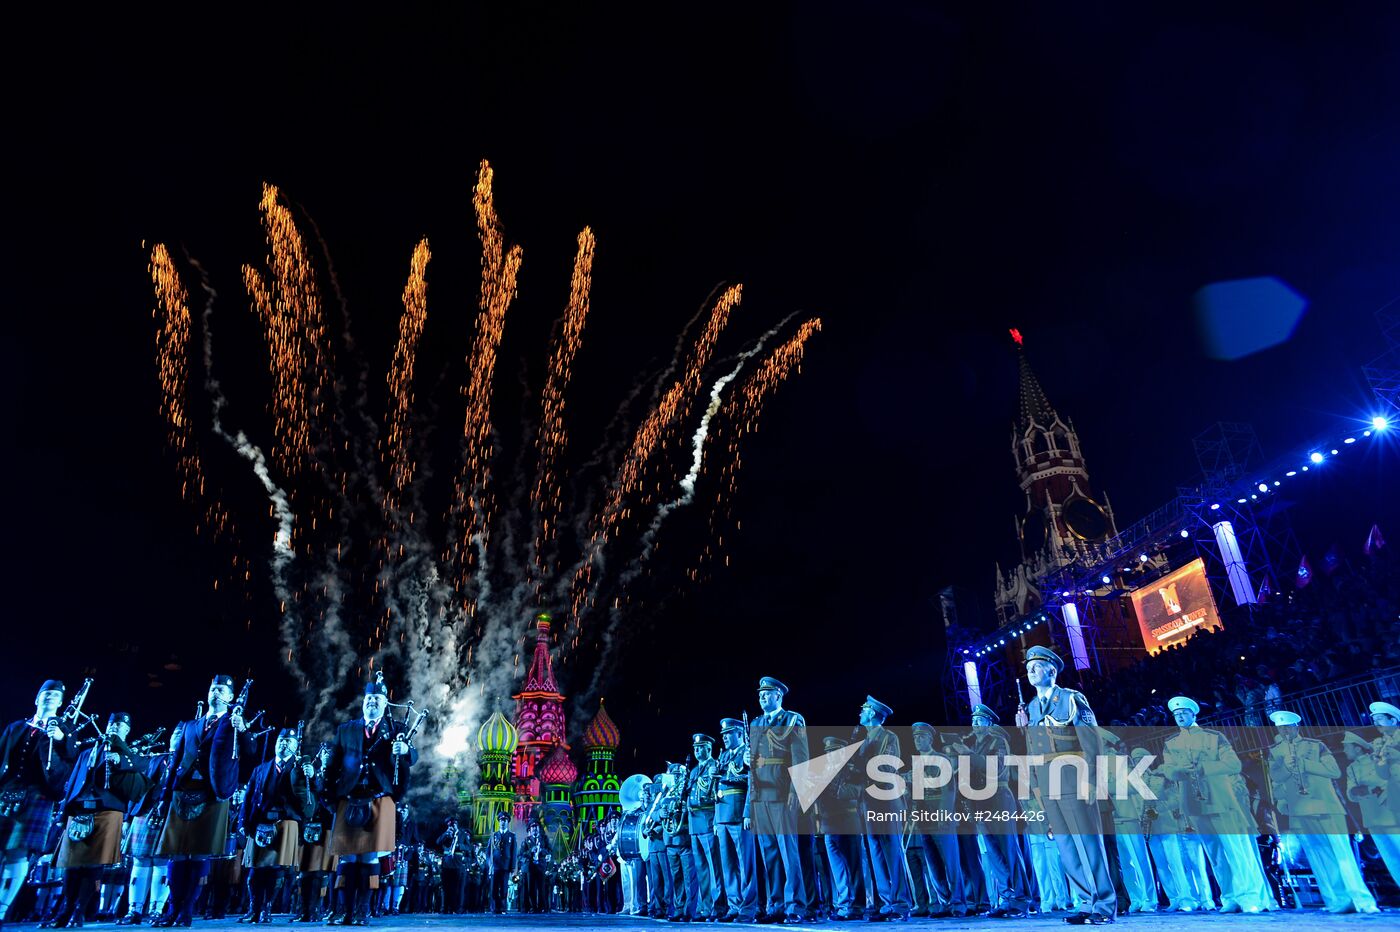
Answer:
top-left (1285, 733), bottom-right (1308, 797)
top-left (1188, 747), bottom-right (1208, 803)
top-left (659, 762), bottom-right (688, 835)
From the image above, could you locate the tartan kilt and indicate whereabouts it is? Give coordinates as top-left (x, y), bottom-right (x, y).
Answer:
top-left (299, 839), bottom-right (337, 872)
top-left (57, 810), bottom-right (124, 867)
top-left (127, 814), bottom-right (164, 859)
top-left (329, 797), bottom-right (395, 857)
top-left (243, 820), bottom-right (301, 868)
top-left (1, 791), bottom-right (60, 855)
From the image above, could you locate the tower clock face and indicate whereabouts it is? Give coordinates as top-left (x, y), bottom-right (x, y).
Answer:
top-left (1020, 507), bottom-right (1048, 557)
top-left (1062, 496), bottom-right (1110, 541)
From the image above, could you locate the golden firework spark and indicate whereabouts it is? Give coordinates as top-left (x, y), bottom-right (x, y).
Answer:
top-left (528, 226), bottom-right (595, 597)
top-left (386, 238), bottom-right (431, 506)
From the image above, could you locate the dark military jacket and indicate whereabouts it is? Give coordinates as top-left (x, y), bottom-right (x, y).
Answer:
top-left (0, 719), bottom-right (78, 799)
top-left (744, 708), bottom-right (809, 821)
top-left (324, 717), bottom-right (419, 802)
top-left (62, 734), bottom-right (148, 815)
top-left (714, 745), bottom-right (749, 825)
top-left (241, 757), bottom-right (315, 827)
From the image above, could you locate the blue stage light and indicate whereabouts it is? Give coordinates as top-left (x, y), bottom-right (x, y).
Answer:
top-left (1061, 590), bottom-right (1072, 597)
top-left (1286, 471), bottom-right (1296, 477)
top-left (1344, 437), bottom-right (1355, 444)
top-left (1139, 554), bottom-right (1148, 562)
top-left (1373, 416), bottom-right (1389, 431)
top-left (1237, 498), bottom-right (1247, 503)
top-left (1301, 466), bottom-right (1309, 472)
top-left (1310, 452), bottom-right (1324, 464)
top-left (1273, 481), bottom-right (1280, 486)
top-left (1332, 448), bottom-right (1339, 455)
top-left (1251, 494), bottom-right (1258, 500)
top-left (1257, 483), bottom-right (1268, 493)
top-left (1208, 504), bottom-right (1220, 512)
top-left (1101, 575), bottom-right (1112, 585)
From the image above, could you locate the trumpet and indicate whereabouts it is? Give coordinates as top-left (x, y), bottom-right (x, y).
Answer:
top-left (1188, 750), bottom-right (1208, 803)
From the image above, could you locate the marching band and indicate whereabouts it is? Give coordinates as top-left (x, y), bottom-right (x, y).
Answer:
top-left (0, 660), bottom-right (1397, 926)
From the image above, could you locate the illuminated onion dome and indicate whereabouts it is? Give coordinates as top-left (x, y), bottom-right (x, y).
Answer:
top-left (537, 744), bottom-right (578, 786)
top-left (477, 710), bottom-right (519, 755)
top-left (581, 699), bottom-right (620, 749)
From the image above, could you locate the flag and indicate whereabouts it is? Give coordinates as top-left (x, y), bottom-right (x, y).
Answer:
top-left (1364, 523), bottom-right (1386, 556)
top-left (1256, 576), bottom-right (1272, 603)
top-left (1322, 545), bottom-right (1342, 576)
top-left (1296, 556), bottom-right (1312, 589)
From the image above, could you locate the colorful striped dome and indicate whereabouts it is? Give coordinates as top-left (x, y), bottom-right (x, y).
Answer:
top-left (476, 710), bottom-right (518, 754)
top-left (581, 699), bottom-right (621, 749)
top-left (537, 744), bottom-right (578, 785)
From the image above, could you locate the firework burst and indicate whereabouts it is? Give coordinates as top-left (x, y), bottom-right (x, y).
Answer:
top-left (147, 161), bottom-right (819, 791)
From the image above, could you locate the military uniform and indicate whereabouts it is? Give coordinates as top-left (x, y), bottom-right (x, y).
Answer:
top-left (714, 719), bottom-right (758, 922)
top-left (1022, 646), bottom-right (1116, 923)
top-left (686, 735), bottom-right (723, 920)
top-left (1266, 711), bottom-right (1376, 913)
top-left (815, 737), bottom-right (864, 920)
top-left (642, 778), bottom-right (672, 918)
top-left (487, 817), bottom-right (515, 913)
top-left (1162, 695), bottom-right (1272, 913)
top-left (852, 697), bottom-right (910, 920)
top-left (1140, 753), bottom-right (1210, 912)
top-left (1102, 740), bottom-right (1156, 913)
top-left (962, 706), bottom-right (1030, 917)
top-left (745, 677), bottom-right (808, 921)
top-left (661, 767), bottom-right (695, 920)
top-left (1021, 795), bottom-right (1070, 913)
top-left (905, 723), bottom-right (964, 917)
top-left (1344, 729), bottom-right (1400, 889)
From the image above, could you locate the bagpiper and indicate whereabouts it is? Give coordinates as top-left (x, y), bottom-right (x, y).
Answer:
top-left (154, 674), bottom-right (256, 928)
top-left (47, 712), bottom-right (149, 929)
top-left (0, 678), bottom-right (80, 923)
top-left (239, 728), bottom-right (316, 923)
top-left (322, 677), bottom-right (417, 925)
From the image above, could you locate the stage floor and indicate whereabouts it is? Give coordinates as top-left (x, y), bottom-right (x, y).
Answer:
top-left (38, 910), bottom-right (1389, 930)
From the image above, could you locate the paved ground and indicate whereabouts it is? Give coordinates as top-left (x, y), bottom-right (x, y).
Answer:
top-left (19, 910), bottom-right (1391, 930)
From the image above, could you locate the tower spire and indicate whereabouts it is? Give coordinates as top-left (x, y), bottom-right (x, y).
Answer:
top-left (1011, 329), bottom-right (1058, 431)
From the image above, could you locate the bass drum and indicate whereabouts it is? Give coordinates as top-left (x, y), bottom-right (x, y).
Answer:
top-left (617, 809), bottom-right (650, 861)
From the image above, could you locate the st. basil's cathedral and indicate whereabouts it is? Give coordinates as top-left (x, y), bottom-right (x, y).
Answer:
top-left (456, 612), bottom-right (621, 858)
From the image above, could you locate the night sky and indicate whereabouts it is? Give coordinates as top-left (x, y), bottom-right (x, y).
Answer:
top-left (7, 5), bottom-right (1400, 771)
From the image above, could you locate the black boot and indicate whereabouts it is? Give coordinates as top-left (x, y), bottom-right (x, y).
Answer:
top-left (152, 863), bottom-right (189, 928)
top-left (338, 866), bottom-right (359, 927)
top-left (292, 872), bottom-right (317, 922)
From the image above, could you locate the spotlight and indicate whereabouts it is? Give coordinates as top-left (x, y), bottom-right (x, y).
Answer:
top-left (1061, 590), bottom-right (1072, 597)
top-left (1237, 498), bottom-right (1247, 503)
top-left (1101, 575), bottom-right (1112, 585)
top-left (998, 639), bottom-right (1005, 646)
top-left (1331, 449), bottom-right (1339, 455)
top-left (1310, 452), bottom-right (1324, 463)
top-left (1286, 471), bottom-right (1296, 477)
top-left (1301, 466), bottom-right (1309, 472)
top-left (1139, 553), bottom-right (1148, 562)
top-left (1181, 528), bottom-right (1192, 537)
top-left (1344, 437), bottom-right (1355, 444)
top-left (1251, 494), bottom-right (1258, 500)
top-left (1273, 481), bottom-right (1280, 486)
top-left (1024, 625), bottom-right (1032, 632)
top-left (1373, 416), bottom-right (1389, 431)
top-left (1258, 483), bottom-right (1268, 493)
top-left (1208, 504), bottom-right (1220, 512)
